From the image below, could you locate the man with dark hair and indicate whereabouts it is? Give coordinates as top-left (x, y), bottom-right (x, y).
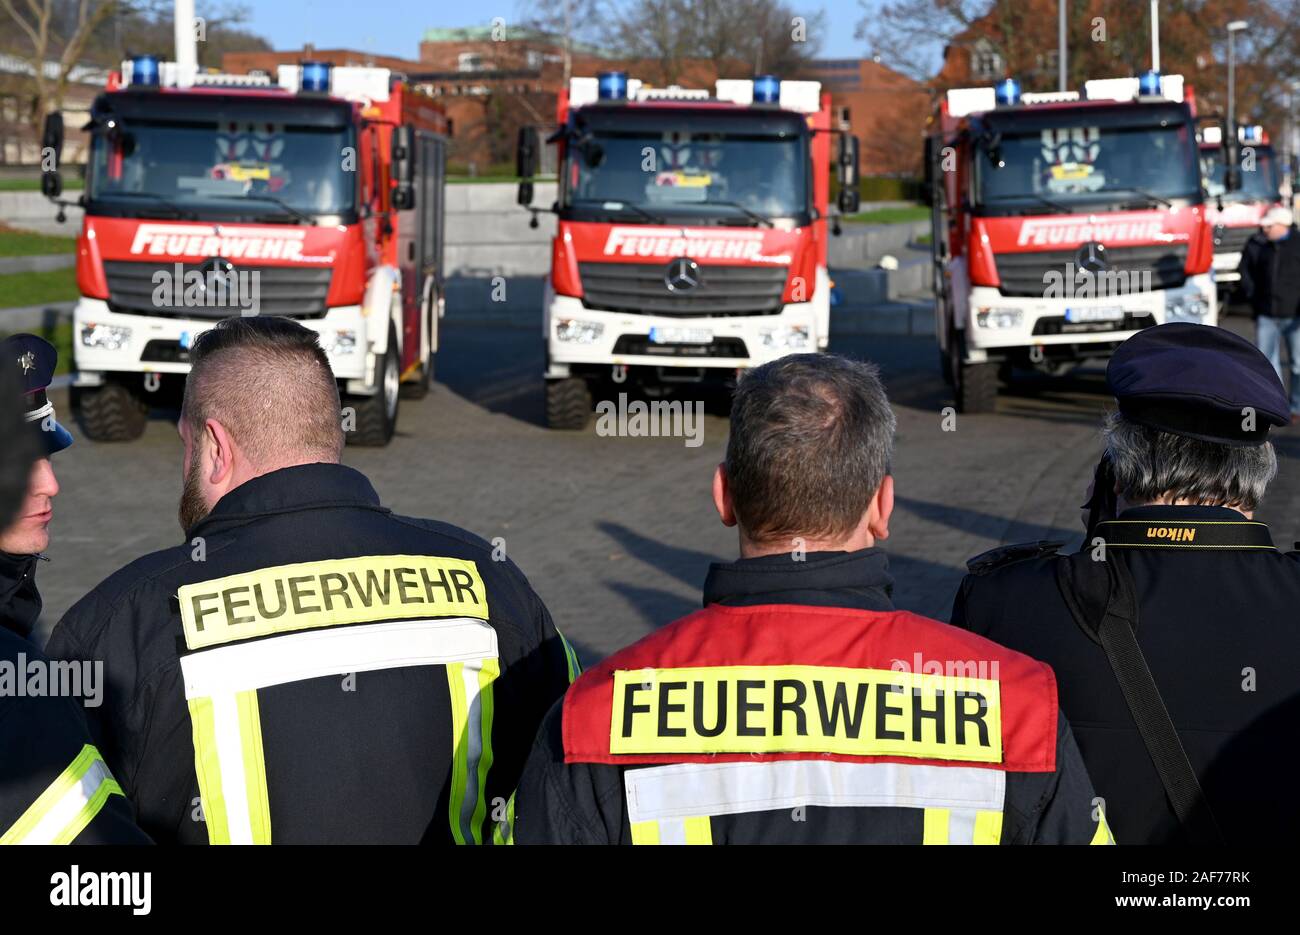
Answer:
top-left (512, 353), bottom-right (1107, 845)
top-left (0, 335), bottom-right (147, 843)
top-left (46, 316), bottom-right (576, 844)
top-left (952, 323), bottom-right (1300, 844)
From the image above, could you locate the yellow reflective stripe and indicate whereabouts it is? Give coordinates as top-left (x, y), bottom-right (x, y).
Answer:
top-left (446, 661), bottom-right (471, 845)
top-left (682, 816), bottom-right (713, 844)
top-left (1, 745), bottom-right (124, 845)
top-left (492, 791), bottom-right (516, 845)
top-left (557, 628), bottom-right (581, 683)
top-left (630, 819), bottom-right (661, 844)
top-left (973, 809), bottom-right (1003, 845)
top-left (922, 807), bottom-right (950, 844)
top-left (469, 658), bottom-right (499, 845)
top-left (188, 696), bottom-right (230, 844)
top-left (1091, 808), bottom-right (1116, 845)
top-left (235, 690), bottom-right (271, 845)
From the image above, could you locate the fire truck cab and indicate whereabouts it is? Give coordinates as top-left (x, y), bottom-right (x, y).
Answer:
top-left (1200, 124), bottom-right (1283, 301)
top-left (40, 57), bottom-right (448, 445)
top-left (927, 73), bottom-right (1222, 412)
top-left (517, 72), bottom-right (858, 429)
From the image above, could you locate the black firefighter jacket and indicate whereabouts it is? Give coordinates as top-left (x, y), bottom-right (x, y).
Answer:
top-left (44, 463), bottom-right (575, 844)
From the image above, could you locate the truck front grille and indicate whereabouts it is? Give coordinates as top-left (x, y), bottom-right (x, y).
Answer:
top-left (994, 245), bottom-right (1188, 298)
top-left (1213, 225), bottom-right (1255, 254)
top-left (104, 260), bottom-right (332, 318)
top-left (578, 262), bottom-right (787, 317)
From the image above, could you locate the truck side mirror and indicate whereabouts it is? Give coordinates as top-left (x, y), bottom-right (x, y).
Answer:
top-left (837, 133), bottom-right (860, 215)
top-left (517, 126), bottom-right (539, 207)
top-left (1223, 126), bottom-right (1242, 193)
top-left (391, 125), bottom-right (416, 210)
top-left (41, 112), bottom-right (64, 200)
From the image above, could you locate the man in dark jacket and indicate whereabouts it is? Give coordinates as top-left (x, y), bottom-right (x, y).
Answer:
top-left (1, 335), bottom-right (148, 844)
top-left (512, 354), bottom-right (1108, 845)
top-left (1238, 205), bottom-right (1300, 415)
top-left (45, 316), bottom-right (575, 844)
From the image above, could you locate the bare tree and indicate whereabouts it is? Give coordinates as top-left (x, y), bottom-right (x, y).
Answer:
top-left (1, 0), bottom-right (120, 125)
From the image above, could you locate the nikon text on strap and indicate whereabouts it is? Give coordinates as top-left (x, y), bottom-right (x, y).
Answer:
top-left (1054, 551), bottom-right (1225, 844)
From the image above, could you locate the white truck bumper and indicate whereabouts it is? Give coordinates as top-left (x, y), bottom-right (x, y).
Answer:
top-left (1213, 251), bottom-right (1242, 284)
top-left (962, 274), bottom-right (1217, 358)
top-left (71, 298), bottom-right (372, 385)
top-left (544, 290), bottom-right (822, 377)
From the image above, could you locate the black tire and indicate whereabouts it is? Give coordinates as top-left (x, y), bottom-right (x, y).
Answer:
top-left (955, 359), bottom-right (999, 413)
top-left (347, 327), bottom-right (400, 446)
top-left (74, 382), bottom-right (148, 441)
top-left (939, 349), bottom-right (954, 387)
top-left (545, 377), bottom-right (592, 430)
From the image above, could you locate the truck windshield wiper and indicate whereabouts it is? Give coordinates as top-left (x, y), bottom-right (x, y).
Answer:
top-left (1101, 187), bottom-right (1172, 208)
top-left (571, 198), bottom-right (669, 224)
top-left (208, 193), bottom-right (319, 226)
top-left (985, 194), bottom-right (1074, 215)
top-left (703, 200), bottom-right (774, 228)
top-left (95, 190), bottom-right (197, 219)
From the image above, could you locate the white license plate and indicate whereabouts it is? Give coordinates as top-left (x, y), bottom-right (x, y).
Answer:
top-left (649, 326), bottom-right (713, 345)
top-left (1064, 307), bottom-right (1124, 323)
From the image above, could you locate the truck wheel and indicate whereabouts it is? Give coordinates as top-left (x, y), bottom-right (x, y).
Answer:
top-left (955, 360), bottom-right (999, 414)
top-left (545, 377), bottom-right (592, 430)
top-left (347, 329), bottom-right (400, 446)
top-left (400, 310), bottom-right (436, 400)
top-left (74, 382), bottom-right (148, 442)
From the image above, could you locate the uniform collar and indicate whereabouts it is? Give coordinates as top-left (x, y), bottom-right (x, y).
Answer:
top-left (188, 462), bottom-right (387, 537)
top-left (1097, 504), bottom-right (1275, 550)
top-left (702, 547), bottom-right (895, 612)
top-left (0, 550), bottom-right (43, 639)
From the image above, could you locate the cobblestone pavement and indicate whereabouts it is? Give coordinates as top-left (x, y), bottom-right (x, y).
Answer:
top-left (35, 315), bottom-right (1300, 667)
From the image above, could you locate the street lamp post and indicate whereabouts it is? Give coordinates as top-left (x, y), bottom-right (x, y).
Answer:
top-left (1227, 20), bottom-right (1248, 191)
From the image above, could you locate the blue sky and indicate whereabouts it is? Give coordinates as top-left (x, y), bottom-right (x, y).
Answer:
top-left (243, 1), bottom-right (876, 62)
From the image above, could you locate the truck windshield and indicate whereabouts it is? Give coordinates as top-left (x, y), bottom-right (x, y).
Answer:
top-left (1201, 145), bottom-right (1280, 202)
top-left (87, 118), bottom-right (356, 220)
top-left (563, 130), bottom-right (809, 225)
top-left (975, 121), bottom-right (1201, 214)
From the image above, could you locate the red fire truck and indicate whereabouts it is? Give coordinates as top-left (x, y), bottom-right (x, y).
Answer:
top-left (1199, 124), bottom-right (1283, 303)
top-left (927, 73), bottom-right (1225, 412)
top-left (41, 57), bottom-right (448, 445)
top-left (517, 72), bottom-right (859, 429)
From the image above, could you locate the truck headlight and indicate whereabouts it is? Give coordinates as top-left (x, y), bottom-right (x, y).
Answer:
top-left (1166, 291), bottom-right (1209, 320)
top-left (319, 328), bottom-right (358, 355)
top-left (976, 307), bottom-right (1022, 329)
top-left (759, 324), bottom-right (811, 350)
top-left (555, 318), bottom-right (604, 344)
top-left (80, 323), bottom-right (132, 351)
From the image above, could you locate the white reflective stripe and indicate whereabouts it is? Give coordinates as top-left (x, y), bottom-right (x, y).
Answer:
top-left (657, 819), bottom-right (687, 845)
top-left (180, 617), bottom-right (498, 697)
top-left (19, 757), bottom-right (115, 845)
top-left (948, 808), bottom-right (978, 845)
top-left (624, 760), bottom-right (1005, 824)
top-left (211, 692), bottom-right (254, 845)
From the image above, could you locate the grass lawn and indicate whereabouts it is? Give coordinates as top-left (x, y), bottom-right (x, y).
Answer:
top-left (0, 267), bottom-right (79, 308)
top-left (0, 320), bottom-right (73, 374)
top-left (0, 177), bottom-right (83, 192)
top-left (0, 225), bottom-right (76, 257)
top-left (843, 205), bottom-right (931, 225)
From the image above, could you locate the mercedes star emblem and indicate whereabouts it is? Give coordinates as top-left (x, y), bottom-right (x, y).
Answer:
top-left (665, 257), bottom-right (700, 293)
top-left (1076, 241), bottom-right (1108, 275)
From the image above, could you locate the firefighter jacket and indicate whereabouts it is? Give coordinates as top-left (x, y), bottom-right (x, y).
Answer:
top-left (45, 463), bottom-right (576, 844)
top-left (512, 548), bottom-right (1111, 845)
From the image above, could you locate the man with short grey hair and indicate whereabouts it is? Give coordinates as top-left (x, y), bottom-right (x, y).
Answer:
top-left (953, 323), bottom-right (1300, 845)
top-left (513, 353), bottom-right (1107, 845)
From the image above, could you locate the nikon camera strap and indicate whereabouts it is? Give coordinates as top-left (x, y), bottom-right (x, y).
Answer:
top-left (1054, 549), bottom-right (1226, 845)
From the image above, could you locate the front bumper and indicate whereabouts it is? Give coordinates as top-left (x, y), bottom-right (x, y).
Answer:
top-left (544, 290), bottom-right (821, 377)
top-left (71, 298), bottom-right (371, 383)
top-left (962, 274), bottom-right (1217, 357)
top-left (1213, 250), bottom-right (1242, 283)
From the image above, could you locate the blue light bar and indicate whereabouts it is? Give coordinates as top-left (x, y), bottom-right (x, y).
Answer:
top-left (1138, 70), bottom-right (1162, 96)
top-left (300, 61), bottom-right (333, 93)
top-left (598, 71), bottom-right (628, 101)
top-left (130, 54), bottom-right (161, 87)
top-left (1241, 125), bottom-right (1263, 144)
top-left (753, 75), bottom-right (781, 104)
top-left (994, 77), bottom-right (1021, 107)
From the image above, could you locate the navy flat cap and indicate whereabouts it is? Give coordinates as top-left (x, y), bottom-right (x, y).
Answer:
top-left (1107, 323), bottom-right (1289, 446)
top-left (1, 334), bottom-right (73, 455)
